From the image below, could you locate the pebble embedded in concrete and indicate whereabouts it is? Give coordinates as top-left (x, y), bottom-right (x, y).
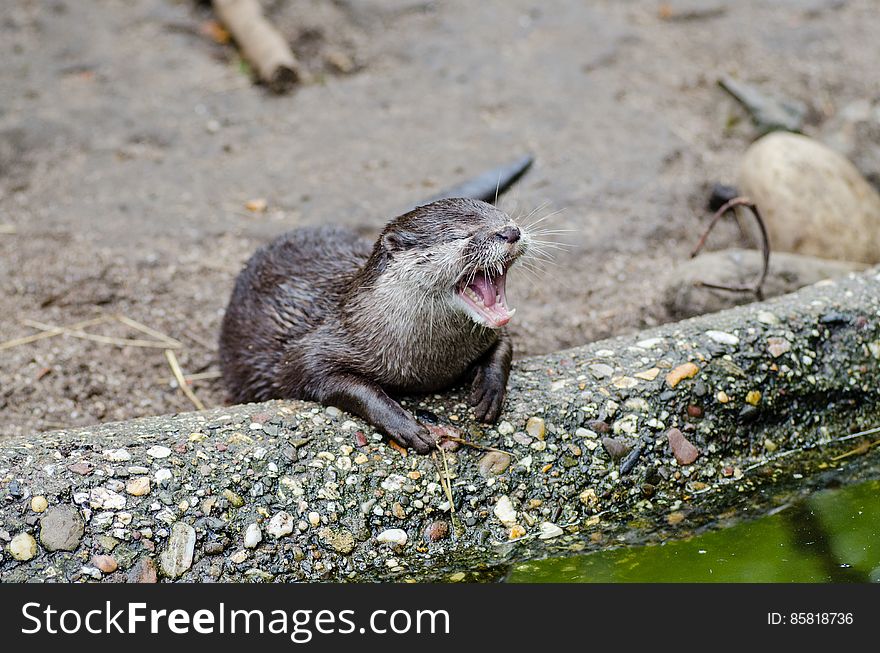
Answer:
top-left (267, 511), bottom-right (294, 538)
top-left (159, 522), bottom-right (196, 578)
top-left (493, 495), bottom-right (517, 527)
top-left (30, 496), bottom-right (48, 513)
top-left (244, 523), bottom-right (262, 548)
top-left (39, 506), bottom-right (85, 552)
top-left (126, 477), bottom-right (151, 496)
top-left (9, 532), bottom-right (38, 561)
top-left (538, 522), bottom-right (564, 539)
top-left (147, 446), bottom-right (172, 459)
top-left (376, 528), bottom-right (408, 546)
top-left (526, 417), bottom-right (545, 440)
top-left (706, 330), bottom-right (739, 346)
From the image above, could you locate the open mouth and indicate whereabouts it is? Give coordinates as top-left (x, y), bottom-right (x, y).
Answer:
top-left (456, 264), bottom-right (515, 328)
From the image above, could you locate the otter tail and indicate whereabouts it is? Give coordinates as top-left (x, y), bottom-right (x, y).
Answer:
top-left (420, 154), bottom-right (534, 206)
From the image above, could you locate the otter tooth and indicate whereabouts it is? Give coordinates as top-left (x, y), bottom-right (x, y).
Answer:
top-left (464, 287), bottom-right (483, 305)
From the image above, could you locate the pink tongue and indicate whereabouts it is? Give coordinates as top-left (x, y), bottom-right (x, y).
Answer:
top-left (470, 271), bottom-right (496, 307)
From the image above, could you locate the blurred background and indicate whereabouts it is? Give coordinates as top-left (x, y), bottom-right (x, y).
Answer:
top-left (1, 0), bottom-right (878, 438)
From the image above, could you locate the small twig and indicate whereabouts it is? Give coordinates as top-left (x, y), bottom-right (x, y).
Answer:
top-left (1, 316), bottom-right (111, 351)
top-left (164, 349), bottom-right (207, 411)
top-left (433, 445), bottom-right (462, 540)
top-left (690, 427), bottom-right (880, 497)
top-left (0, 224), bottom-right (16, 235)
top-left (115, 314), bottom-right (183, 348)
top-left (838, 425), bottom-right (880, 440)
top-left (830, 439), bottom-right (880, 461)
top-left (444, 436), bottom-right (518, 459)
top-left (435, 446), bottom-right (456, 515)
top-left (22, 319), bottom-right (180, 349)
top-left (690, 196), bottom-right (771, 300)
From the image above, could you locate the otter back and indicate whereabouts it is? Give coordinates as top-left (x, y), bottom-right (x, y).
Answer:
top-left (219, 225), bottom-right (370, 403)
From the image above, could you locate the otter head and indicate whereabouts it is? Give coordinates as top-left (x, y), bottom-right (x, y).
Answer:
top-left (375, 198), bottom-right (528, 328)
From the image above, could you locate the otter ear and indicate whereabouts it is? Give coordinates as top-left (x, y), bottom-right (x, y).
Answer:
top-left (381, 228), bottom-right (419, 252)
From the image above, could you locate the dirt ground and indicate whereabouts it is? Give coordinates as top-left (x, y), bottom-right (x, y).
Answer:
top-left (1, 0), bottom-right (877, 438)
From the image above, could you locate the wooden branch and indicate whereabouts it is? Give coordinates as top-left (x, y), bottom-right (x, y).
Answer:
top-left (213, 0), bottom-right (300, 93)
top-left (2, 269), bottom-right (880, 582)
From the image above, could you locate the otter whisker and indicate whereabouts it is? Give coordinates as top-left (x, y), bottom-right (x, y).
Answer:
top-left (522, 207), bottom-right (566, 231)
top-left (528, 228), bottom-right (578, 236)
top-left (516, 200), bottom-right (551, 226)
top-left (528, 237), bottom-right (574, 250)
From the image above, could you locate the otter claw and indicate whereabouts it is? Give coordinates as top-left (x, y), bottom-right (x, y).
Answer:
top-left (394, 426), bottom-right (435, 454)
top-left (470, 374), bottom-right (505, 423)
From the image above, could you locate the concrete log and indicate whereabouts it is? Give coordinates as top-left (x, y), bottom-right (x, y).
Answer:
top-left (2, 270), bottom-right (880, 582)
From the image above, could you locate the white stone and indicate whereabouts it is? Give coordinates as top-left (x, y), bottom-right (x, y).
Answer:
top-left (612, 375), bottom-right (639, 389)
top-left (493, 495), bottom-right (517, 527)
top-left (267, 511), bottom-right (294, 538)
top-left (756, 311), bottom-right (780, 325)
top-left (497, 421), bottom-right (515, 435)
top-left (376, 528), bottom-right (408, 546)
top-left (160, 522), bottom-right (196, 578)
top-left (243, 523), bottom-right (262, 548)
top-left (380, 474), bottom-right (407, 492)
top-left (612, 414), bottom-right (638, 435)
top-left (706, 330), bottom-right (740, 346)
top-left (89, 487), bottom-right (126, 510)
top-left (103, 448), bottom-right (131, 462)
top-left (154, 469), bottom-right (173, 485)
top-left (9, 532), bottom-right (37, 561)
top-left (146, 446), bottom-right (172, 459)
top-left (538, 522), bottom-right (564, 540)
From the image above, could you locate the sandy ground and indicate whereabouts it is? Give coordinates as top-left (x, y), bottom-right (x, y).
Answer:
top-left (1, 0), bottom-right (878, 438)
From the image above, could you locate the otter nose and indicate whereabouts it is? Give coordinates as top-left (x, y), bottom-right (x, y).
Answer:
top-left (496, 226), bottom-right (521, 244)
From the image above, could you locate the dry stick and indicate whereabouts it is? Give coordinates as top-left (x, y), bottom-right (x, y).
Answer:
top-left (0, 224), bottom-right (16, 235)
top-left (115, 314), bottom-right (183, 348)
top-left (164, 349), bottom-right (206, 411)
top-left (830, 439), bottom-right (880, 461)
top-left (22, 319), bottom-right (180, 349)
top-left (690, 196), bottom-right (771, 300)
top-left (0, 316), bottom-right (112, 351)
top-left (433, 447), bottom-right (456, 515)
top-left (434, 446), bottom-right (462, 540)
top-left (212, 0), bottom-right (301, 93)
top-left (444, 436), bottom-right (518, 459)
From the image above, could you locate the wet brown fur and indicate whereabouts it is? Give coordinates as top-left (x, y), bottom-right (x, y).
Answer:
top-left (219, 198), bottom-right (525, 453)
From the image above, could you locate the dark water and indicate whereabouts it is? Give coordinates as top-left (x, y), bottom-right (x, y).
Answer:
top-left (508, 480), bottom-right (880, 583)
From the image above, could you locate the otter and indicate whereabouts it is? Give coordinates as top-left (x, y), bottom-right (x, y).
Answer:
top-left (218, 198), bottom-right (529, 453)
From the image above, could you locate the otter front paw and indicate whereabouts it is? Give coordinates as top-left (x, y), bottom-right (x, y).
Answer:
top-left (388, 420), bottom-right (437, 455)
top-left (470, 367), bottom-right (506, 423)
